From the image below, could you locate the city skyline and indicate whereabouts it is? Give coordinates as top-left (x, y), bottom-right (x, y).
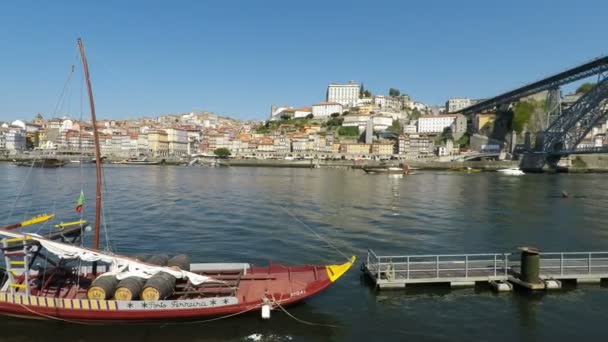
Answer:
top-left (1, 0), bottom-right (607, 122)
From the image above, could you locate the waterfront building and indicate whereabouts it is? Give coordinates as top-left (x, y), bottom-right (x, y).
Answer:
top-left (166, 128), bottom-right (188, 156)
top-left (408, 134), bottom-right (434, 154)
top-left (4, 128), bottom-right (26, 153)
top-left (340, 143), bottom-right (371, 155)
top-left (148, 130), bottom-right (169, 157)
top-left (257, 137), bottom-right (275, 152)
top-left (397, 134), bottom-right (409, 155)
top-left (65, 131), bottom-right (94, 151)
top-left (446, 98), bottom-right (472, 113)
top-left (326, 81), bottom-right (360, 108)
top-left (371, 142), bottom-right (395, 155)
top-left (0, 128), bottom-right (7, 150)
top-left (417, 114), bottom-right (465, 134)
top-left (137, 134), bottom-right (151, 156)
top-left (312, 102), bottom-right (343, 118)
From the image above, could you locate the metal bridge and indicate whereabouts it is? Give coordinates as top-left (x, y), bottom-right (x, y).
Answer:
top-left (457, 56), bottom-right (608, 116)
top-left (455, 56), bottom-right (608, 156)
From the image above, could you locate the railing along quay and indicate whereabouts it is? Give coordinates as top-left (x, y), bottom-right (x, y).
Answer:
top-left (363, 249), bottom-right (608, 291)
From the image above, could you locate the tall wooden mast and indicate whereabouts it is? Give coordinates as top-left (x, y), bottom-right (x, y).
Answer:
top-left (77, 38), bottom-right (102, 250)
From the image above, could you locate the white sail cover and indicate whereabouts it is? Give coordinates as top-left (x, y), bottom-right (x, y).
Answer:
top-left (0, 230), bottom-right (215, 285)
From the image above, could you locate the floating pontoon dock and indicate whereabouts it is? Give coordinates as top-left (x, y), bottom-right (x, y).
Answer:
top-left (362, 249), bottom-right (608, 291)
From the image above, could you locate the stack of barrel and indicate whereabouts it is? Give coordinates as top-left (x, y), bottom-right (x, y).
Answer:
top-left (87, 254), bottom-right (190, 301)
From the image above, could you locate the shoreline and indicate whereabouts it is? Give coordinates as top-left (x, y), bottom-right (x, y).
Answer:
top-left (3, 157), bottom-right (608, 173)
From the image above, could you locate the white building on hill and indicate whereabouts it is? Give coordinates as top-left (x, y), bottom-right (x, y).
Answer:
top-left (417, 114), bottom-right (466, 134)
top-left (312, 102), bottom-right (343, 118)
top-left (327, 81), bottom-right (360, 108)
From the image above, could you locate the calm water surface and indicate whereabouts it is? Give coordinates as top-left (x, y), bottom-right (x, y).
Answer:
top-left (1, 163), bottom-right (607, 341)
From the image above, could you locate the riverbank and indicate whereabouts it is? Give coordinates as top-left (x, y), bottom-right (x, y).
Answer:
top-left (4, 153), bottom-right (608, 172)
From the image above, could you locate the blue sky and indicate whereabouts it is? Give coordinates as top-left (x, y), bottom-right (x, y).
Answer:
top-left (0, 0), bottom-right (606, 122)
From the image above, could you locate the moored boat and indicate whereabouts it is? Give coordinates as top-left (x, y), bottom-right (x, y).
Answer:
top-left (13, 158), bottom-right (67, 168)
top-left (113, 157), bottom-right (164, 165)
top-left (0, 37), bottom-right (355, 323)
top-left (497, 167), bottom-right (525, 175)
top-left (0, 229), bottom-right (354, 322)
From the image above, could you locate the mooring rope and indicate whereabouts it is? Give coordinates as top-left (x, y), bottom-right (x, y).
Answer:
top-left (278, 204), bottom-right (350, 262)
top-left (270, 294), bottom-right (338, 328)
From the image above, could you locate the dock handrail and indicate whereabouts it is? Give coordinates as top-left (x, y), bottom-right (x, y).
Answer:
top-left (365, 249), bottom-right (511, 281)
top-left (538, 252), bottom-right (608, 276)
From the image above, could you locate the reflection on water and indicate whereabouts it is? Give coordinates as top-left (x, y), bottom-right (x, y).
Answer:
top-left (1, 164), bottom-right (608, 341)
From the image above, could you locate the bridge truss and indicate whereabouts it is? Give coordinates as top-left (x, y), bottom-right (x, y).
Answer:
top-left (542, 75), bottom-right (608, 155)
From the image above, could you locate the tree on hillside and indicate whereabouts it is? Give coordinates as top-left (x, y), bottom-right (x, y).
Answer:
top-left (363, 90), bottom-right (372, 97)
top-left (280, 114), bottom-right (290, 120)
top-left (512, 101), bottom-right (535, 133)
top-left (576, 82), bottom-right (595, 94)
top-left (213, 148), bottom-right (231, 158)
top-left (387, 120), bottom-right (403, 134)
top-left (306, 113), bottom-right (314, 119)
top-left (410, 108), bottom-right (422, 120)
top-left (338, 126), bottom-right (359, 136)
top-left (389, 88), bottom-right (401, 97)
top-left (330, 112), bottom-right (340, 118)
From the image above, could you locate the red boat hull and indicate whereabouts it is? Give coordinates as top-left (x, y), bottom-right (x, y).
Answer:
top-left (0, 259), bottom-right (354, 323)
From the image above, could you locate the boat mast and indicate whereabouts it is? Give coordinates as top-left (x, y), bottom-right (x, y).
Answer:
top-left (77, 38), bottom-right (102, 250)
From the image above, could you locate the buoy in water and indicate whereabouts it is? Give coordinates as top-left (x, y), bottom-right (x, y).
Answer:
top-left (261, 304), bottom-right (271, 319)
top-left (114, 277), bottom-right (146, 300)
top-left (87, 275), bottom-right (118, 300)
top-left (141, 272), bottom-right (177, 301)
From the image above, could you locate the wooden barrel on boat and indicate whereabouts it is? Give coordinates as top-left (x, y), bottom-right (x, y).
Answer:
top-left (167, 254), bottom-right (190, 271)
top-left (114, 277), bottom-right (146, 300)
top-left (141, 272), bottom-right (176, 301)
top-left (146, 254), bottom-right (169, 266)
top-left (87, 275), bottom-right (118, 300)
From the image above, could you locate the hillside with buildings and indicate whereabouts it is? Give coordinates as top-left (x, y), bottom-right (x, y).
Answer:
top-left (3, 81), bottom-right (605, 162)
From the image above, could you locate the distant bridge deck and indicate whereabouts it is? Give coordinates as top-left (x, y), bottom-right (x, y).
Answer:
top-left (362, 249), bottom-right (608, 289)
top-left (457, 56), bottom-right (608, 116)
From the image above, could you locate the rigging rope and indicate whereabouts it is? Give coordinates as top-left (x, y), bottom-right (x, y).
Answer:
top-left (6, 159), bottom-right (35, 225)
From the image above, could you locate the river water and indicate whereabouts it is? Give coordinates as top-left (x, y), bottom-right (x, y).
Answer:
top-left (1, 163), bottom-right (607, 341)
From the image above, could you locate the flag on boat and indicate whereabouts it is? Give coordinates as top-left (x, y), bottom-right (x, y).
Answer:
top-left (75, 190), bottom-right (85, 213)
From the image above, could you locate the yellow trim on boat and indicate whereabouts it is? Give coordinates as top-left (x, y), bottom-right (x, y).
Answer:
top-left (9, 283), bottom-right (27, 289)
top-left (325, 256), bottom-right (356, 282)
top-left (4, 236), bottom-right (33, 243)
top-left (54, 220), bottom-right (87, 228)
top-left (20, 214), bottom-right (55, 228)
top-left (108, 301), bottom-right (117, 310)
top-left (9, 261), bottom-right (25, 265)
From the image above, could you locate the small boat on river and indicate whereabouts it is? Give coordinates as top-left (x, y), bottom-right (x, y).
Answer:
top-left (497, 167), bottom-right (525, 175)
top-left (363, 163), bottom-right (415, 175)
top-left (13, 158), bottom-right (67, 168)
top-left (113, 157), bottom-right (164, 165)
